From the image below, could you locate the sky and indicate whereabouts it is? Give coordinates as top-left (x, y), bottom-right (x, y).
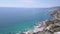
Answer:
top-left (0, 0), bottom-right (60, 8)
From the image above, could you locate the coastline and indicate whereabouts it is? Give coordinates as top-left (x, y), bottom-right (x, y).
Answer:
top-left (17, 7), bottom-right (60, 34)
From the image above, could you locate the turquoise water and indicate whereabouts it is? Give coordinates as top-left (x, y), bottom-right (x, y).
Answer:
top-left (0, 8), bottom-right (51, 34)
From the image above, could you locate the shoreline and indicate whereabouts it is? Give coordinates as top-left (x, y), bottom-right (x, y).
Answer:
top-left (17, 7), bottom-right (60, 34)
top-left (17, 20), bottom-right (49, 34)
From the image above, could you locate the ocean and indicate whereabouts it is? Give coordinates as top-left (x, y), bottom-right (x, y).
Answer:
top-left (0, 7), bottom-right (52, 34)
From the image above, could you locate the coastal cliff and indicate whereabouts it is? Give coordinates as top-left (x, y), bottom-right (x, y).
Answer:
top-left (18, 6), bottom-right (60, 34)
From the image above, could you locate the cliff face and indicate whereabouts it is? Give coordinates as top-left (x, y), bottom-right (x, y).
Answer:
top-left (18, 6), bottom-right (60, 34)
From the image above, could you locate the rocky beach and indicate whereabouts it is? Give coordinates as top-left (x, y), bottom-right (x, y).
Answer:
top-left (18, 6), bottom-right (60, 34)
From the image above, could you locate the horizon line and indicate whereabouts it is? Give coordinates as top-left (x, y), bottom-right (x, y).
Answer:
top-left (0, 6), bottom-right (60, 8)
